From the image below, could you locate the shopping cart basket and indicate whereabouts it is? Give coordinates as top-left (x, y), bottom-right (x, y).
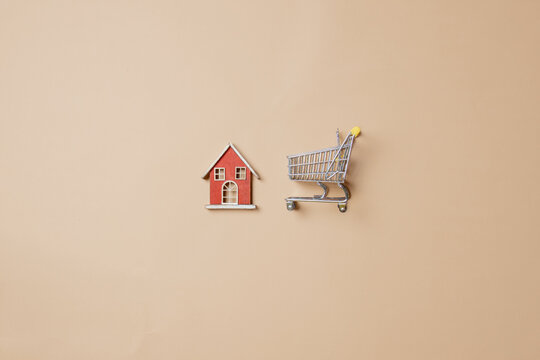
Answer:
top-left (285, 127), bottom-right (361, 212)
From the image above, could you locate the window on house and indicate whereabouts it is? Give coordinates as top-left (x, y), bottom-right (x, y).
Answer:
top-left (214, 168), bottom-right (225, 180)
top-left (235, 167), bottom-right (246, 180)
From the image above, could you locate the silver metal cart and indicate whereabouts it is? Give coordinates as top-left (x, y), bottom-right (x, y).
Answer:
top-left (285, 127), bottom-right (361, 212)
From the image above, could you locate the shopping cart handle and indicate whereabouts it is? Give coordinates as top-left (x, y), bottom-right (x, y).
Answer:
top-left (350, 127), bottom-right (361, 137)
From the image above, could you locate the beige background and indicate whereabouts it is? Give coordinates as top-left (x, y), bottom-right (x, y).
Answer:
top-left (1, 1), bottom-right (539, 359)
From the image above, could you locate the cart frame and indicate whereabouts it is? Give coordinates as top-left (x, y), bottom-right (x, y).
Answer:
top-left (285, 127), bottom-right (360, 212)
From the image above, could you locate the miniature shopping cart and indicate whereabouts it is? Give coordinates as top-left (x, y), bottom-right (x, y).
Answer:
top-left (285, 127), bottom-right (361, 212)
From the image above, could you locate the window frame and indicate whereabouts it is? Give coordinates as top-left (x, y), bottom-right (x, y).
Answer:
top-left (235, 167), bottom-right (246, 180)
top-left (214, 167), bottom-right (225, 181)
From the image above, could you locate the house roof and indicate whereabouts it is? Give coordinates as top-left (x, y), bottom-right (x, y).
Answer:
top-left (202, 143), bottom-right (260, 179)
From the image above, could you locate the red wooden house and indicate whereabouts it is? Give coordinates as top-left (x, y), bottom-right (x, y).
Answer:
top-left (202, 143), bottom-right (259, 209)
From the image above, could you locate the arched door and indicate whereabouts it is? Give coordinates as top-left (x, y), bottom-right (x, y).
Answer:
top-left (222, 181), bottom-right (238, 204)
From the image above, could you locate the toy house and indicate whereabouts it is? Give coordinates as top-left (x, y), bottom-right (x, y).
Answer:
top-left (202, 143), bottom-right (259, 209)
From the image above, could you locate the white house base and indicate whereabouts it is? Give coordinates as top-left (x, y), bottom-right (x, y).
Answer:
top-left (205, 204), bottom-right (257, 210)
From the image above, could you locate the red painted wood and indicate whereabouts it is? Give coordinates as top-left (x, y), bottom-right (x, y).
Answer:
top-left (209, 147), bottom-right (252, 205)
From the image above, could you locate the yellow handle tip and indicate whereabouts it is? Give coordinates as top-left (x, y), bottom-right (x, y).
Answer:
top-left (350, 126), bottom-right (361, 137)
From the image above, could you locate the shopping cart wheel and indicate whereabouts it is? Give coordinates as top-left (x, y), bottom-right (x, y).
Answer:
top-left (286, 201), bottom-right (296, 211)
top-left (338, 204), bottom-right (347, 213)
